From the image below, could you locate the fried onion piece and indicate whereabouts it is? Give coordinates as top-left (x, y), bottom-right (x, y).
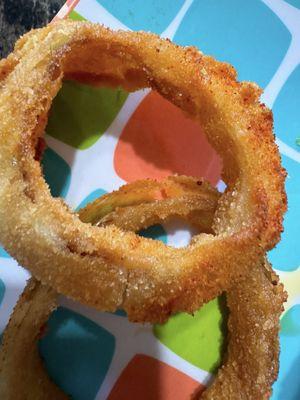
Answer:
top-left (0, 181), bottom-right (285, 399)
top-left (200, 261), bottom-right (286, 400)
top-left (0, 176), bottom-right (218, 397)
top-left (0, 280), bottom-right (67, 399)
top-left (80, 175), bottom-right (220, 233)
top-left (0, 21), bottom-right (286, 322)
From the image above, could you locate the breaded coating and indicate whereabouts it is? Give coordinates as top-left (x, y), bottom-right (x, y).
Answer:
top-left (0, 21), bottom-right (286, 322)
top-left (0, 183), bottom-right (285, 399)
top-left (201, 261), bottom-right (286, 400)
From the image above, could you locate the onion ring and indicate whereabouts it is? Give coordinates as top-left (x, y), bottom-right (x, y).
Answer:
top-left (0, 176), bottom-right (218, 397)
top-left (79, 175), bottom-right (220, 233)
top-left (200, 261), bottom-right (285, 400)
top-left (0, 180), bottom-right (285, 399)
top-left (0, 280), bottom-right (67, 399)
top-left (0, 20), bottom-right (286, 322)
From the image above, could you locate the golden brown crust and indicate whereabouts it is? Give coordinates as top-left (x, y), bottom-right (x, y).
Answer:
top-left (201, 261), bottom-right (286, 400)
top-left (0, 279), bottom-right (67, 400)
top-left (0, 176), bottom-right (219, 398)
top-left (81, 175), bottom-right (220, 233)
top-left (0, 182), bottom-right (285, 399)
top-left (0, 20), bottom-right (286, 322)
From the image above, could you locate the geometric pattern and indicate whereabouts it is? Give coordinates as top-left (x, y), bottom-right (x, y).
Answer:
top-left (1, 1), bottom-right (299, 399)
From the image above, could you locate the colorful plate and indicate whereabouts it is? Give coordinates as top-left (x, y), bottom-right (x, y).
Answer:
top-left (1, 1), bottom-right (299, 398)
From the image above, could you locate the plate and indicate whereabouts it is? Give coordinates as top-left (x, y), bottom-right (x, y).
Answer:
top-left (1, 1), bottom-right (299, 399)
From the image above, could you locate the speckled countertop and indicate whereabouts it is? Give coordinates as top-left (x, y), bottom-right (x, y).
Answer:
top-left (0, 0), bottom-right (64, 57)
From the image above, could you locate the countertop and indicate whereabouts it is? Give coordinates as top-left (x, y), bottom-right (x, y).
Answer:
top-left (0, 0), bottom-right (64, 57)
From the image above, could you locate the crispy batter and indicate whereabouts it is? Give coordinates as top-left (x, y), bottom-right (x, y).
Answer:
top-left (80, 175), bottom-right (220, 233)
top-left (1, 176), bottom-right (218, 398)
top-left (200, 261), bottom-right (286, 400)
top-left (0, 180), bottom-right (285, 399)
top-left (0, 280), bottom-right (66, 399)
top-left (0, 20), bottom-right (286, 322)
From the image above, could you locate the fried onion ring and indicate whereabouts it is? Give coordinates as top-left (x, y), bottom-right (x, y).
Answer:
top-left (79, 175), bottom-right (220, 233)
top-left (0, 280), bottom-right (67, 399)
top-left (0, 20), bottom-right (286, 322)
top-left (0, 176), bottom-right (218, 398)
top-left (200, 261), bottom-right (285, 400)
top-left (0, 180), bottom-right (285, 399)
